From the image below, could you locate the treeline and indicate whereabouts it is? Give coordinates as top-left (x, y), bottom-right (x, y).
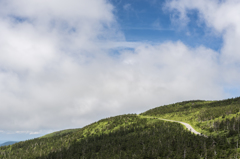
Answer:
top-left (140, 100), bottom-right (207, 116)
top-left (0, 114), bottom-right (139, 159)
top-left (141, 97), bottom-right (240, 122)
top-left (210, 116), bottom-right (240, 137)
top-left (0, 114), bottom-right (238, 158)
top-left (2, 97), bottom-right (240, 158)
top-left (198, 104), bottom-right (240, 121)
top-left (40, 120), bottom-right (233, 159)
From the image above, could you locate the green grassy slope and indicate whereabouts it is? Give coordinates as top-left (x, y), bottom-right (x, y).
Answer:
top-left (1, 97), bottom-right (240, 158)
top-left (0, 114), bottom-right (238, 159)
top-left (141, 97), bottom-right (240, 138)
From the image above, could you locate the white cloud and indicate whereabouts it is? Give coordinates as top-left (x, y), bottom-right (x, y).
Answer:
top-left (0, 0), bottom-right (114, 22)
top-left (0, 0), bottom-right (123, 133)
top-left (168, 0), bottom-right (240, 34)
top-left (0, 0), bottom-right (236, 136)
top-left (123, 3), bottom-right (132, 11)
top-left (15, 131), bottom-right (40, 135)
top-left (167, 0), bottom-right (240, 93)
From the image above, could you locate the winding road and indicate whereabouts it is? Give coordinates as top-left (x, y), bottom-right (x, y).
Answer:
top-left (142, 116), bottom-right (207, 137)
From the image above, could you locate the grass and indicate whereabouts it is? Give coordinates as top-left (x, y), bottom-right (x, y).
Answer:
top-left (141, 97), bottom-right (240, 138)
top-left (41, 114), bottom-right (142, 141)
top-left (153, 110), bottom-right (240, 137)
top-left (139, 115), bottom-right (196, 134)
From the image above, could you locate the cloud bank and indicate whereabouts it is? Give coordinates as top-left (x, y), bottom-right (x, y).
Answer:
top-left (0, 0), bottom-right (238, 135)
top-left (167, 0), bottom-right (240, 93)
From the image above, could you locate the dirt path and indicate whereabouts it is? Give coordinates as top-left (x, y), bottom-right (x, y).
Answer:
top-left (142, 116), bottom-right (207, 137)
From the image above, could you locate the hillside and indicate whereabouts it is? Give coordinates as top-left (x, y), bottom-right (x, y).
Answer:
top-left (141, 97), bottom-right (240, 138)
top-left (40, 129), bottom-right (80, 139)
top-left (0, 97), bottom-right (240, 158)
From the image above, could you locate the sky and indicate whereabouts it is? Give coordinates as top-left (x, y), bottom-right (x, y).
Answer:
top-left (0, 0), bottom-right (240, 141)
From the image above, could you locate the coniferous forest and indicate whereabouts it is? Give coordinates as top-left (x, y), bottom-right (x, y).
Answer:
top-left (1, 97), bottom-right (240, 158)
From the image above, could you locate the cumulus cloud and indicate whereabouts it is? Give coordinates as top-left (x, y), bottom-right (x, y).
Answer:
top-left (0, 0), bottom-right (122, 134)
top-left (0, 0), bottom-right (236, 136)
top-left (167, 0), bottom-right (240, 93)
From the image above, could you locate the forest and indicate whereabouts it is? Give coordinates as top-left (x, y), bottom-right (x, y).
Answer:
top-left (1, 97), bottom-right (240, 158)
top-left (141, 97), bottom-right (240, 137)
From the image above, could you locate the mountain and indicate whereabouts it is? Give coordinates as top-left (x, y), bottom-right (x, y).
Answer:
top-left (0, 141), bottom-right (18, 147)
top-left (40, 128), bottom-right (80, 139)
top-left (141, 97), bottom-right (240, 137)
top-left (0, 97), bottom-right (240, 158)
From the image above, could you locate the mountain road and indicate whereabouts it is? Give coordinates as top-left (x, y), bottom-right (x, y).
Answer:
top-left (142, 116), bottom-right (207, 137)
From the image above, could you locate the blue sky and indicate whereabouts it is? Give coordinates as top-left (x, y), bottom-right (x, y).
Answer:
top-left (112, 0), bottom-right (223, 51)
top-left (0, 0), bottom-right (240, 142)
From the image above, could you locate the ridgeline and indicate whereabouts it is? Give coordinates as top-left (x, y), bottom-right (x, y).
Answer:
top-left (1, 97), bottom-right (240, 158)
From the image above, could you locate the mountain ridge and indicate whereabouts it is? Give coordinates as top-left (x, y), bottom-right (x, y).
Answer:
top-left (0, 97), bottom-right (240, 158)
top-left (0, 141), bottom-right (18, 147)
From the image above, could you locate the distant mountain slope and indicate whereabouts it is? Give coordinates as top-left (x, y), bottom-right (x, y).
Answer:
top-left (0, 141), bottom-right (18, 147)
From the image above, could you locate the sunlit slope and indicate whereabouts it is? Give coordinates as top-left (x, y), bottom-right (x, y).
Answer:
top-left (141, 97), bottom-right (240, 137)
top-left (40, 129), bottom-right (80, 139)
top-left (0, 114), bottom-right (236, 159)
top-left (0, 114), bottom-right (138, 158)
top-left (1, 98), bottom-right (240, 158)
